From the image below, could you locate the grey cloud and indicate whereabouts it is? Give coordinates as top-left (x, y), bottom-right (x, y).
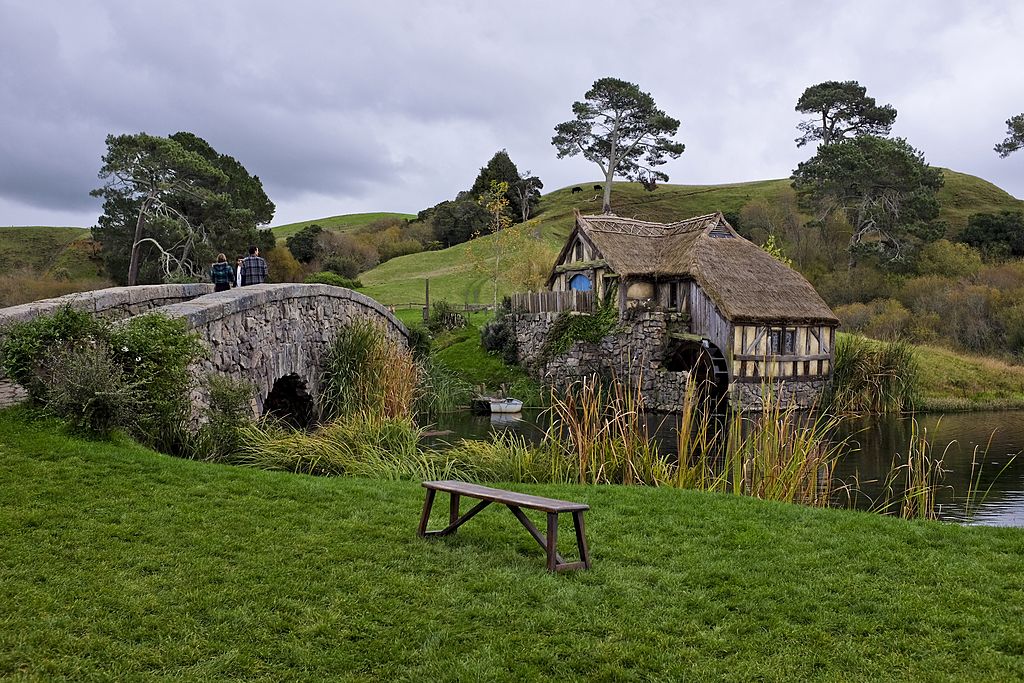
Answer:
top-left (0, 0), bottom-right (1021, 228)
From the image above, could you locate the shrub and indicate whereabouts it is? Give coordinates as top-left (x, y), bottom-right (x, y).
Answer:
top-left (426, 301), bottom-right (468, 334)
top-left (405, 325), bottom-right (432, 360)
top-left (285, 224), bottom-right (323, 263)
top-left (264, 245), bottom-right (304, 283)
top-left (480, 313), bottom-right (518, 364)
top-left (190, 375), bottom-right (257, 461)
top-left (915, 239), bottom-right (982, 277)
top-left (304, 271), bottom-right (362, 288)
top-left (41, 343), bottom-right (142, 436)
top-left (0, 305), bottom-right (107, 402)
top-left (321, 255), bottom-right (362, 279)
top-left (108, 314), bottom-right (205, 450)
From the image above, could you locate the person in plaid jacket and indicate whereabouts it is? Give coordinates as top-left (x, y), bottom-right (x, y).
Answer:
top-left (239, 245), bottom-right (269, 286)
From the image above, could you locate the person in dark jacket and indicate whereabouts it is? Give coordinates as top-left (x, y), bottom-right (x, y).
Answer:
top-left (210, 253), bottom-right (234, 292)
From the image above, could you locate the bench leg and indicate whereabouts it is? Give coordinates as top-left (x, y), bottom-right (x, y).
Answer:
top-left (546, 512), bottom-right (559, 572)
top-left (572, 510), bottom-right (591, 570)
top-left (417, 488), bottom-right (436, 537)
top-left (449, 493), bottom-right (460, 527)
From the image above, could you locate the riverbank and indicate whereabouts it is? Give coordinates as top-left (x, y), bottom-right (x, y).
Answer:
top-left (2, 408), bottom-right (1022, 680)
top-left (915, 342), bottom-right (1024, 411)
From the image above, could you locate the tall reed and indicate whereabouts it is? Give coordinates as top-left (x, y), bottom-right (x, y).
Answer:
top-left (825, 334), bottom-right (919, 415)
top-left (545, 373), bottom-right (674, 486)
top-left (320, 320), bottom-right (419, 420)
top-left (726, 386), bottom-right (847, 506)
top-left (869, 419), bottom-right (949, 520)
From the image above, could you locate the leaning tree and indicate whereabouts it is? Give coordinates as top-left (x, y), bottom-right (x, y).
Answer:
top-left (92, 132), bottom-right (275, 285)
top-left (552, 77), bottom-right (684, 213)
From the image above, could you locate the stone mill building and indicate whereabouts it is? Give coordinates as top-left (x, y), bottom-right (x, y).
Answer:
top-left (511, 211), bottom-right (840, 411)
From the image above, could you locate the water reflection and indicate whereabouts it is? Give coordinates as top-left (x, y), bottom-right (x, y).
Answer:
top-left (423, 409), bottom-right (1024, 527)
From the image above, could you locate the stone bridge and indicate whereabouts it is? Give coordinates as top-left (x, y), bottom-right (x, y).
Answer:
top-left (0, 283), bottom-right (408, 418)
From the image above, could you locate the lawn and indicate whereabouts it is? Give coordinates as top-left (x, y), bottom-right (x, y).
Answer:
top-left (1, 408), bottom-right (1022, 681)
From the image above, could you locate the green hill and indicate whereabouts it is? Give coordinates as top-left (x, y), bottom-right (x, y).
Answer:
top-left (270, 212), bottom-right (416, 240)
top-left (0, 226), bottom-right (91, 275)
top-left (359, 170), bottom-right (1024, 306)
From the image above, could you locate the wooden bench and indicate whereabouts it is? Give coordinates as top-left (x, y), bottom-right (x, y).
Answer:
top-left (417, 480), bottom-right (592, 572)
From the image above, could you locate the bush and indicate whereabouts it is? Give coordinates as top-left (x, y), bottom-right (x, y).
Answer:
top-left (0, 308), bottom-right (204, 450)
top-left (480, 314), bottom-right (518, 364)
top-left (321, 256), bottom-right (362, 279)
top-left (304, 271), bottom-right (363, 288)
top-left (42, 343), bottom-right (142, 436)
top-left (108, 314), bottom-right (205, 450)
top-left (196, 375), bottom-right (256, 461)
top-left (0, 305), bottom-right (106, 402)
top-left (285, 224), bottom-right (323, 263)
top-left (416, 354), bottom-right (473, 416)
top-left (264, 245), bottom-right (304, 283)
top-left (915, 239), bottom-right (982, 277)
top-left (426, 301), bottom-right (468, 334)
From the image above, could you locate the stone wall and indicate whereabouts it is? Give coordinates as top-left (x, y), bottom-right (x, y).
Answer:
top-left (0, 284), bottom-right (212, 408)
top-left (512, 310), bottom-right (692, 412)
top-left (155, 283), bottom-right (408, 417)
top-left (512, 309), bottom-right (829, 412)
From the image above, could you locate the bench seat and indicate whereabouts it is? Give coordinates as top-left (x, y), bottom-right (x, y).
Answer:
top-left (417, 480), bottom-right (592, 572)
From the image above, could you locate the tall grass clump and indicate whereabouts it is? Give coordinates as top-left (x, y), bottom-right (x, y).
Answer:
top-left (726, 386), bottom-right (847, 506)
top-left (825, 334), bottom-right (919, 415)
top-left (415, 354), bottom-right (473, 416)
top-left (233, 412), bottom-right (462, 480)
top-left (545, 374), bottom-right (674, 486)
top-left (320, 320), bottom-right (418, 420)
top-left (871, 419), bottom-right (950, 520)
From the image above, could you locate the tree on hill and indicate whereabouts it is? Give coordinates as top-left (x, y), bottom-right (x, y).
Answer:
top-left (468, 150), bottom-right (543, 224)
top-left (994, 114), bottom-right (1024, 157)
top-left (512, 172), bottom-right (544, 223)
top-left (959, 210), bottom-right (1024, 257)
top-left (92, 132), bottom-right (275, 285)
top-left (795, 80), bottom-right (897, 148)
top-left (552, 77), bottom-right (684, 214)
top-left (430, 197), bottom-right (490, 248)
top-left (286, 224), bottom-right (324, 263)
top-left (792, 135), bottom-right (945, 265)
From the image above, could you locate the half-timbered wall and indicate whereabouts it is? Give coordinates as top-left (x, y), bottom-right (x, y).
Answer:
top-left (731, 323), bottom-right (836, 381)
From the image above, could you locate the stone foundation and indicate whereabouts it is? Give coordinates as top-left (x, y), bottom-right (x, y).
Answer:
top-left (511, 310), bottom-right (829, 412)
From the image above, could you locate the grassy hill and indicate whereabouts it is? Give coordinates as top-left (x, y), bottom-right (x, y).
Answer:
top-left (270, 211), bottom-right (415, 240)
top-left (360, 170), bottom-right (1024, 306)
top-left (0, 226), bottom-right (91, 275)
top-left (1, 170), bottom-right (1019, 307)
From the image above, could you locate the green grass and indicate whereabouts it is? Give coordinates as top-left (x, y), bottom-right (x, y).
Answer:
top-left (915, 343), bottom-right (1024, 411)
top-left (270, 212), bottom-right (416, 240)
top-left (1, 407), bottom-right (1023, 680)
top-left (0, 226), bottom-right (91, 276)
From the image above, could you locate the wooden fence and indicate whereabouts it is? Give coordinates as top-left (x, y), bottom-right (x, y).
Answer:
top-left (510, 290), bottom-right (594, 314)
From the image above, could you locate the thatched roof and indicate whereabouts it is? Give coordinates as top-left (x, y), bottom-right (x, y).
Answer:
top-left (552, 211), bottom-right (839, 325)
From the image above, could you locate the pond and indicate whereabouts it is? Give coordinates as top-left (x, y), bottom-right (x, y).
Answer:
top-left (424, 409), bottom-right (1024, 527)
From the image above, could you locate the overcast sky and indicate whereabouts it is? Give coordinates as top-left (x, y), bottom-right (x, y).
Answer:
top-left (1, 0), bottom-right (1022, 228)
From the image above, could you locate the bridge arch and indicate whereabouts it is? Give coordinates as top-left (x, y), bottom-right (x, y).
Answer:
top-left (154, 283), bottom-right (409, 418)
